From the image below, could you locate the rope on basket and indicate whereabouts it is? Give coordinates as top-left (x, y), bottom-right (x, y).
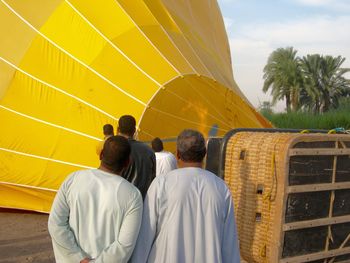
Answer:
top-left (259, 146), bottom-right (278, 261)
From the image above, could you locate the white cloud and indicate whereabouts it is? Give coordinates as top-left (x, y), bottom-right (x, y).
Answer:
top-left (294, 0), bottom-right (350, 11)
top-left (296, 0), bottom-right (334, 5)
top-left (228, 15), bottom-right (350, 111)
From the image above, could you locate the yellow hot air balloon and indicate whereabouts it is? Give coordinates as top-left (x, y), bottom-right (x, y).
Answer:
top-left (0, 0), bottom-right (271, 212)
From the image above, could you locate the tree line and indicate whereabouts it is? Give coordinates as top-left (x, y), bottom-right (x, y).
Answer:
top-left (262, 47), bottom-right (350, 114)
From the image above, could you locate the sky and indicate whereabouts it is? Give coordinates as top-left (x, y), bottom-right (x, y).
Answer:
top-left (217, 0), bottom-right (350, 111)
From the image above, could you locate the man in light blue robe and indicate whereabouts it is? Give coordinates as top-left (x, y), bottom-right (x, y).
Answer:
top-left (131, 129), bottom-right (240, 263)
top-left (48, 136), bottom-right (143, 263)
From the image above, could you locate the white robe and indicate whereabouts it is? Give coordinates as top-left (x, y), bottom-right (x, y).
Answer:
top-left (48, 169), bottom-right (143, 263)
top-left (131, 167), bottom-right (240, 263)
top-left (155, 151), bottom-right (177, 176)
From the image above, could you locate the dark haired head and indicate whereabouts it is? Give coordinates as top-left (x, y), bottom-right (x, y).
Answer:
top-left (177, 129), bottom-right (206, 163)
top-left (101, 136), bottom-right (131, 173)
top-left (151, 137), bottom-right (164, 152)
top-left (103, 124), bottom-right (114, 137)
top-left (118, 115), bottom-right (136, 137)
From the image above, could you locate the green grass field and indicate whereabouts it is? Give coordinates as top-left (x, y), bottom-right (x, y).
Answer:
top-left (261, 104), bottom-right (350, 130)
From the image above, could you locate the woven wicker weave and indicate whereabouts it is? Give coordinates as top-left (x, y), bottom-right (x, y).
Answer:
top-left (223, 132), bottom-right (350, 263)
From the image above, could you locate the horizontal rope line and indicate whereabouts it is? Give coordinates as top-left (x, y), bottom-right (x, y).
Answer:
top-left (0, 181), bottom-right (57, 192)
top-left (0, 104), bottom-right (102, 141)
top-left (1, 0), bottom-right (146, 106)
top-left (0, 147), bottom-right (94, 169)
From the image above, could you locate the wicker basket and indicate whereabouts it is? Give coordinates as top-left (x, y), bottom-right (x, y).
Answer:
top-left (224, 132), bottom-right (350, 263)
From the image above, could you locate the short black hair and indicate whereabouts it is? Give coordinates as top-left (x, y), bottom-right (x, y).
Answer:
top-left (103, 124), bottom-right (114, 136)
top-left (151, 137), bottom-right (164, 152)
top-left (177, 129), bottom-right (206, 163)
top-left (118, 115), bottom-right (136, 136)
top-left (101, 136), bottom-right (131, 173)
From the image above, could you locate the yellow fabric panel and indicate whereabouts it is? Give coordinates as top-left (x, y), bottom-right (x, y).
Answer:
top-left (0, 4), bottom-right (35, 99)
top-left (0, 184), bottom-right (55, 212)
top-left (0, 60), bottom-right (14, 99)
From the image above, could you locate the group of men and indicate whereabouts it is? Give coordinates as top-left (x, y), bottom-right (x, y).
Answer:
top-left (48, 115), bottom-right (240, 263)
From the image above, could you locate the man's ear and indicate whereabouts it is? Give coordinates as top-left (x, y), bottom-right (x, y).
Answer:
top-left (176, 150), bottom-right (181, 160)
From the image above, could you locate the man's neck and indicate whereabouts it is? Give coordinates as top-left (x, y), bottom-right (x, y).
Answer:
top-left (98, 164), bottom-right (120, 176)
top-left (178, 161), bottom-right (203, 168)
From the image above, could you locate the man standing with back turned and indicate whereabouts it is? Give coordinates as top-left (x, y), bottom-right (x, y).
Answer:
top-left (151, 137), bottom-right (177, 176)
top-left (131, 129), bottom-right (240, 263)
top-left (49, 136), bottom-right (143, 263)
top-left (118, 115), bottom-right (156, 199)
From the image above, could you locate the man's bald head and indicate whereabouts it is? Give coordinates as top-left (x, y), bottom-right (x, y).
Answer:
top-left (177, 129), bottom-right (206, 163)
top-left (101, 136), bottom-right (131, 173)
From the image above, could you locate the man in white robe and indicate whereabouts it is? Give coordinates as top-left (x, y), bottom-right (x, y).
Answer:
top-left (131, 129), bottom-right (240, 263)
top-left (151, 137), bottom-right (177, 176)
top-left (48, 136), bottom-right (143, 263)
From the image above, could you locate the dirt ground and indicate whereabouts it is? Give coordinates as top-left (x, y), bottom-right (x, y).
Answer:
top-left (0, 209), bottom-right (54, 263)
top-left (0, 209), bottom-right (248, 263)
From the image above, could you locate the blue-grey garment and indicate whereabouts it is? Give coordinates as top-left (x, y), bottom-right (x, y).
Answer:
top-left (131, 167), bottom-right (240, 263)
top-left (48, 169), bottom-right (143, 263)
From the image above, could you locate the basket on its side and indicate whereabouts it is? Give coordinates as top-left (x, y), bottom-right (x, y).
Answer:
top-left (224, 132), bottom-right (350, 263)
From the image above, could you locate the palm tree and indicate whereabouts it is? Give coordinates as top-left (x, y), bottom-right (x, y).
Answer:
top-left (299, 54), bottom-right (322, 113)
top-left (263, 47), bottom-right (302, 112)
top-left (301, 54), bottom-right (350, 113)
